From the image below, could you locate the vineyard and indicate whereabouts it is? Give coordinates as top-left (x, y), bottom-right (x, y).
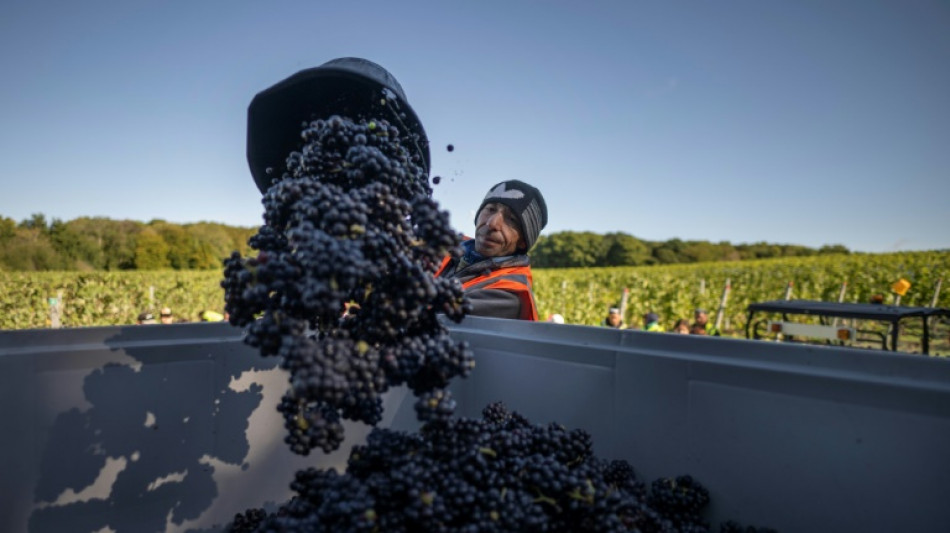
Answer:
top-left (533, 250), bottom-right (950, 356)
top-left (0, 270), bottom-right (225, 329)
top-left (2, 250), bottom-right (948, 343)
top-left (534, 250), bottom-right (950, 327)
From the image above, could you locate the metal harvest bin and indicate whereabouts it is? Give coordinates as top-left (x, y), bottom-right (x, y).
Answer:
top-left (2, 317), bottom-right (949, 532)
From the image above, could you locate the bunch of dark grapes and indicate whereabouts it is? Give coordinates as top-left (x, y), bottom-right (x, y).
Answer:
top-left (222, 113), bottom-right (471, 456)
top-left (227, 508), bottom-right (267, 533)
top-left (647, 475), bottom-right (711, 532)
top-left (230, 402), bottom-right (776, 532)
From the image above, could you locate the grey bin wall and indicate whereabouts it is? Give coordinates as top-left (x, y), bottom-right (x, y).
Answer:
top-left (2, 317), bottom-right (949, 533)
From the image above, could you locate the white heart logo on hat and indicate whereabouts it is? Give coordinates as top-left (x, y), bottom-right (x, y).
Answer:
top-left (487, 183), bottom-right (525, 199)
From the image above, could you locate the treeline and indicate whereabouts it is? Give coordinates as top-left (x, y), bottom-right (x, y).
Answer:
top-left (0, 214), bottom-right (257, 271)
top-left (531, 231), bottom-right (850, 268)
top-left (0, 214), bottom-right (851, 272)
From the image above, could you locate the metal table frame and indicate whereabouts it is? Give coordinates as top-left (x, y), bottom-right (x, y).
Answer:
top-left (745, 299), bottom-right (950, 354)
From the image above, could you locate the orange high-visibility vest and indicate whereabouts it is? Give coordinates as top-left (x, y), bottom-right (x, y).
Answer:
top-left (435, 256), bottom-right (539, 321)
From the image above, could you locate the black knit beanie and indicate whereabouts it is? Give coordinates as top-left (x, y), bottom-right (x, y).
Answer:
top-left (475, 180), bottom-right (548, 251)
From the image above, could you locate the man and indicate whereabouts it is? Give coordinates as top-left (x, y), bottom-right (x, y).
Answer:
top-left (136, 311), bottom-right (156, 325)
top-left (434, 180), bottom-right (547, 321)
top-left (643, 312), bottom-right (664, 332)
top-left (601, 307), bottom-right (625, 329)
top-left (159, 307), bottom-right (174, 325)
top-left (693, 308), bottom-right (720, 336)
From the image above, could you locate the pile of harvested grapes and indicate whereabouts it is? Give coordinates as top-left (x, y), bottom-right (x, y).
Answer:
top-left (222, 112), bottom-right (775, 532)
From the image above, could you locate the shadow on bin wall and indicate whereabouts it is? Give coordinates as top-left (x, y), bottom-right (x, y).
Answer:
top-left (27, 324), bottom-right (271, 533)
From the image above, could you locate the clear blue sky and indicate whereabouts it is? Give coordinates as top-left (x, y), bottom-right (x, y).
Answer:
top-left (1, 0), bottom-right (948, 253)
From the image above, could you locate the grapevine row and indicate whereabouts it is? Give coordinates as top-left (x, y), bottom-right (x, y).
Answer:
top-left (0, 251), bottom-right (946, 332)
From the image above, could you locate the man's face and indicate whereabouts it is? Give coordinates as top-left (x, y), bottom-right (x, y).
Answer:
top-left (474, 202), bottom-right (524, 257)
top-left (695, 311), bottom-right (708, 325)
top-left (608, 312), bottom-right (621, 326)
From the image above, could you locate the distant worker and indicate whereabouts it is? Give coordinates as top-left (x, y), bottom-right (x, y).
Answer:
top-left (200, 310), bottom-right (225, 322)
top-left (643, 312), bottom-right (664, 332)
top-left (159, 307), bottom-right (174, 325)
top-left (137, 311), bottom-right (156, 325)
top-left (692, 308), bottom-right (720, 336)
top-left (434, 180), bottom-right (548, 321)
top-left (601, 307), bottom-right (625, 329)
top-left (672, 318), bottom-right (690, 334)
top-left (690, 323), bottom-right (708, 335)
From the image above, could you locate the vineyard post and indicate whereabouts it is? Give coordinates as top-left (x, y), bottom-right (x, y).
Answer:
top-left (930, 278), bottom-right (943, 331)
top-left (714, 278), bottom-right (730, 332)
top-left (149, 286), bottom-right (155, 309)
top-left (48, 290), bottom-right (64, 329)
top-left (700, 279), bottom-right (706, 296)
top-left (559, 279), bottom-right (568, 319)
top-left (619, 287), bottom-right (629, 325)
top-left (832, 282), bottom-right (848, 327)
top-left (930, 278), bottom-right (942, 308)
top-left (777, 281), bottom-right (793, 339)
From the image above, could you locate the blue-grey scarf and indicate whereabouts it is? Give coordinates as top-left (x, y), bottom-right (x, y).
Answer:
top-left (461, 239), bottom-right (486, 264)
